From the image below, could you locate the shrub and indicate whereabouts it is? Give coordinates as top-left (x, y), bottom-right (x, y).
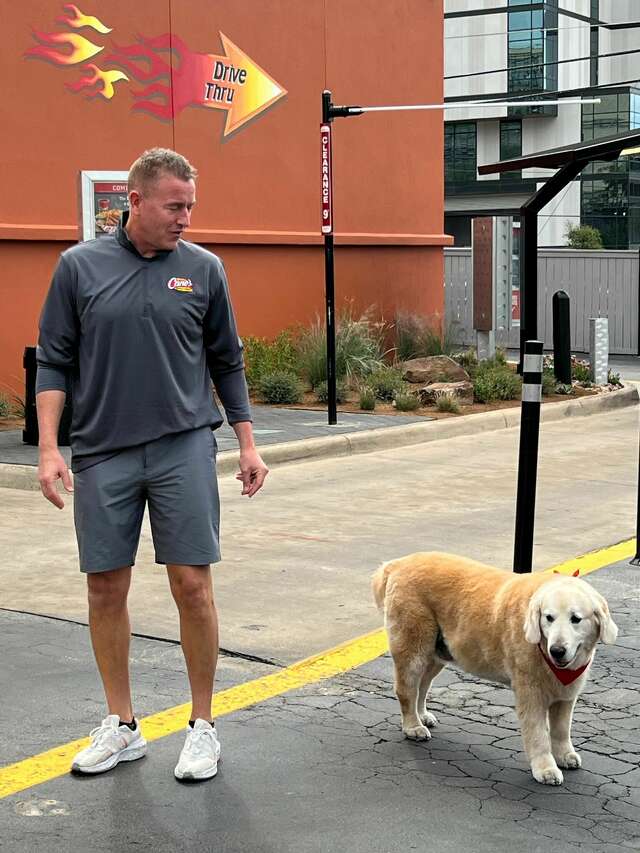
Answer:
top-left (571, 358), bottom-right (591, 383)
top-left (565, 223), bottom-right (604, 249)
top-left (453, 348), bottom-right (478, 373)
top-left (542, 368), bottom-right (557, 397)
top-left (474, 362), bottom-right (521, 403)
top-left (243, 331), bottom-right (298, 390)
top-left (608, 370), bottom-right (622, 387)
top-left (394, 311), bottom-right (459, 361)
top-left (359, 387), bottom-right (376, 411)
top-left (434, 392), bottom-right (460, 414)
top-left (393, 389), bottom-right (420, 412)
top-left (0, 394), bottom-right (11, 418)
top-left (258, 371), bottom-right (303, 404)
top-left (315, 379), bottom-right (348, 404)
top-left (296, 310), bottom-right (385, 388)
top-left (368, 366), bottom-right (405, 401)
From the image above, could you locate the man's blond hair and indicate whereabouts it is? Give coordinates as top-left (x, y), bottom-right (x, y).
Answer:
top-left (128, 148), bottom-right (198, 192)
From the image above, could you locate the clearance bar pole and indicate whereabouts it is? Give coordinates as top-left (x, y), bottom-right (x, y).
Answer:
top-left (513, 340), bottom-right (544, 573)
top-left (321, 91), bottom-right (337, 424)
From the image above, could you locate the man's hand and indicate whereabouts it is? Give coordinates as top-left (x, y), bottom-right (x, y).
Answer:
top-left (38, 448), bottom-right (73, 509)
top-left (235, 448), bottom-right (269, 498)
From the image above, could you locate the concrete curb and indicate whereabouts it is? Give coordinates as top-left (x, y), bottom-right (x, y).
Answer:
top-left (2, 385), bottom-right (637, 490)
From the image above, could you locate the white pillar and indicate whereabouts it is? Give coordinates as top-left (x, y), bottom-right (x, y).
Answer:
top-left (589, 318), bottom-right (609, 385)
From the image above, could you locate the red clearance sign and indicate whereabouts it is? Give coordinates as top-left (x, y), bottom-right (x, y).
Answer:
top-left (321, 123), bottom-right (332, 235)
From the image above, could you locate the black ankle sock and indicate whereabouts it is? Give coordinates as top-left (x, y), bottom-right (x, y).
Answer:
top-left (189, 719), bottom-right (215, 728)
top-left (120, 718), bottom-right (136, 731)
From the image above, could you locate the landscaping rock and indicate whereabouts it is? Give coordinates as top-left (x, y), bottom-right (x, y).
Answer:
top-left (420, 381), bottom-right (474, 406)
top-left (402, 356), bottom-right (470, 385)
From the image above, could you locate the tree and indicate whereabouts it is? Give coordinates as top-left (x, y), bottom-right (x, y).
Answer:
top-left (565, 223), bottom-right (604, 249)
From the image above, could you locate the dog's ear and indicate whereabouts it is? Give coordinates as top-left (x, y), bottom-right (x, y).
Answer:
top-left (589, 588), bottom-right (618, 645)
top-left (524, 590), bottom-right (542, 644)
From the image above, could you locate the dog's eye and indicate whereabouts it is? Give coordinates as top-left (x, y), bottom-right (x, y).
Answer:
top-left (570, 615), bottom-right (582, 624)
top-left (546, 615), bottom-right (555, 623)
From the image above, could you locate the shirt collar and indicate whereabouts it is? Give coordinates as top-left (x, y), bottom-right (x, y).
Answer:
top-left (116, 210), bottom-right (172, 261)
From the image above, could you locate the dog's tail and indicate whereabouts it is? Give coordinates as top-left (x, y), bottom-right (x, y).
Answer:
top-left (371, 560), bottom-right (397, 611)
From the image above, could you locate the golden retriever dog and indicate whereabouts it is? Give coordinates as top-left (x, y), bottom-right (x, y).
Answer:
top-left (372, 552), bottom-right (618, 786)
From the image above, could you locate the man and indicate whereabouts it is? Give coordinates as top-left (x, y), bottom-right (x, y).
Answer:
top-left (36, 147), bottom-right (268, 782)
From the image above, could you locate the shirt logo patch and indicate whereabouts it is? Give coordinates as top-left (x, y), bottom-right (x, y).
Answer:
top-left (167, 277), bottom-right (193, 293)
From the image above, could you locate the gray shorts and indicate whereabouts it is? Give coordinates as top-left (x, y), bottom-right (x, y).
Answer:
top-left (73, 427), bottom-right (220, 573)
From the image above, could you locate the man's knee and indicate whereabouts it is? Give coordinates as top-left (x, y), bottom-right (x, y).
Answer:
top-left (169, 567), bottom-right (213, 612)
top-left (87, 567), bottom-right (131, 611)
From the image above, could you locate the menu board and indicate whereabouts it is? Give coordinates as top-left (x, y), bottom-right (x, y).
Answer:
top-left (79, 171), bottom-right (129, 241)
top-left (93, 181), bottom-right (129, 237)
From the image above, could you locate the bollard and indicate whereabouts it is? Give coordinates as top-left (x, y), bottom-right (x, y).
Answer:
top-left (513, 340), bottom-right (543, 573)
top-left (552, 290), bottom-right (571, 385)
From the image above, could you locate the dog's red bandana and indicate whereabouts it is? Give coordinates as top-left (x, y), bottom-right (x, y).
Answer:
top-left (538, 645), bottom-right (592, 685)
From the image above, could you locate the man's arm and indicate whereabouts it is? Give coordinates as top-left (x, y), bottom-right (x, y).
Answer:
top-left (37, 390), bottom-right (73, 509)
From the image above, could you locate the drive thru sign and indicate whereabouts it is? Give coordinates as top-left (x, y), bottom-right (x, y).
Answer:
top-left (321, 123), bottom-right (332, 234)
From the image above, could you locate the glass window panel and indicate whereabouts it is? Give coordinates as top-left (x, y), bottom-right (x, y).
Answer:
top-left (509, 11), bottom-right (532, 31)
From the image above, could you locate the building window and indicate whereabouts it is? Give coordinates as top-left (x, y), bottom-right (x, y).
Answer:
top-left (580, 89), bottom-right (640, 248)
top-left (500, 120), bottom-right (522, 181)
top-left (445, 122), bottom-right (477, 186)
top-left (507, 2), bottom-right (558, 117)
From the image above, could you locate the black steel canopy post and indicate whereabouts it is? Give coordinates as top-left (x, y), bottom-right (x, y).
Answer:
top-left (517, 159), bottom-right (587, 372)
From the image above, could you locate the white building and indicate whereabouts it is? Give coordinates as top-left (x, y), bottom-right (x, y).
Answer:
top-left (444, 0), bottom-right (640, 248)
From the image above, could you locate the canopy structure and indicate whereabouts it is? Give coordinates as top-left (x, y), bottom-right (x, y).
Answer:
top-left (478, 128), bottom-right (640, 367)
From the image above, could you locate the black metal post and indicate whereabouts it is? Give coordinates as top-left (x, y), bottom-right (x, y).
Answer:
top-left (322, 90), bottom-right (337, 424)
top-left (513, 340), bottom-right (544, 573)
top-left (552, 290), bottom-right (571, 384)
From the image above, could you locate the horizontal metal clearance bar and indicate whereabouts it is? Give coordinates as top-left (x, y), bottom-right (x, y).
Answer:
top-left (356, 98), bottom-right (600, 113)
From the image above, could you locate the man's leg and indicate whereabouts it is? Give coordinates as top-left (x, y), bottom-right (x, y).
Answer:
top-left (167, 563), bottom-right (218, 721)
top-left (87, 565), bottom-right (134, 721)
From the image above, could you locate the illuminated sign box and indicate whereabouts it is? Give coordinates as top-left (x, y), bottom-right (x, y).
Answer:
top-left (79, 171), bottom-right (129, 241)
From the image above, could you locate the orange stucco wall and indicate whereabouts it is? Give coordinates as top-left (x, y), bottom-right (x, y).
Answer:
top-left (0, 0), bottom-right (448, 397)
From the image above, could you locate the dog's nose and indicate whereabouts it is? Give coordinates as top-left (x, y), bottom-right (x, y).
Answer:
top-left (550, 645), bottom-right (567, 661)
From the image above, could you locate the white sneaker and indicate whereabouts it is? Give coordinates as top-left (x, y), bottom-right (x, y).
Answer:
top-left (71, 715), bottom-right (147, 775)
top-left (174, 720), bottom-right (221, 781)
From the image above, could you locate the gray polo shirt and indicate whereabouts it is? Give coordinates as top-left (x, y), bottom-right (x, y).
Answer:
top-left (36, 214), bottom-right (251, 472)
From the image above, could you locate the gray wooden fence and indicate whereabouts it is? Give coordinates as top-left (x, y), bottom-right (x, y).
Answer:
top-left (444, 248), bottom-right (639, 355)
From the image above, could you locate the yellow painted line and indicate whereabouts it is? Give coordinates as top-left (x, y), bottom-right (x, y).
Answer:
top-left (543, 538), bottom-right (635, 576)
top-left (0, 539), bottom-right (632, 800)
top-left (0, 629), bottom-right (388, 800)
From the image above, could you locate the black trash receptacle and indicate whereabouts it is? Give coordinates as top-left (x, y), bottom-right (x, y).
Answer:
top-left (23, 347), bottom-right (72, 446)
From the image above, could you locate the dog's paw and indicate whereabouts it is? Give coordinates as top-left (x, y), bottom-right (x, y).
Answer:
top-left (532, 765), bottom-right (564, 786)
top-left (420, 711), bottom-right (438, 728)
top-left (556, 751), bottom-right (581, 770)
top-left (403, 724), bottom-right (431, 741)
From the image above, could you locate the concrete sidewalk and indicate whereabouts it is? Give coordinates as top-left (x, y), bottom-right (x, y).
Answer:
top-left (1, 558), bottom-right (638, 852)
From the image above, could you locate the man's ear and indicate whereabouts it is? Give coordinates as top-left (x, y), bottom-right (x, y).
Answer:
top-left (524, 589), bottom-right (542, 644)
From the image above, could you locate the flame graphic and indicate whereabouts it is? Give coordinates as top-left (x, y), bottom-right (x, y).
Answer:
top-left (26, 30), bottom-right (103, 65)
top-left (56, 4), bottom-right (112, 34)
top-left (66, 63), bottom-right (128, 99)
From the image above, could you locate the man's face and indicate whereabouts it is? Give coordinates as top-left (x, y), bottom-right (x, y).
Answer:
top-left (128, 171), bottom-right (196, 254)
